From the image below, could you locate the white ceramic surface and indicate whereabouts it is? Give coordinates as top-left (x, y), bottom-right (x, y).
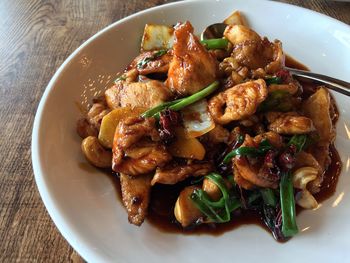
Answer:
top-left (32, 0), bottom-right (350, 262)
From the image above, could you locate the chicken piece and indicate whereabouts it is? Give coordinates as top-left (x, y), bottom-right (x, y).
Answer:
top-left (224, 25), bottom-right (284, 73)
top-left (233, 169), bottom-right (255, 190)
top-left (268, 83), bottom-right (299, 95)
top-left (112, 117), bottom-right (172, 175)
top-left (105, 79), bottom-right (172, 109)
top-left (253, 131), bottom-right (284, 148)
top-left (294, 151), bottom-right (323, 194)
top-left (206, 125), bottom-right (230, 144)
top-left (234, 156), bottom-right (279, 189)
top-left (208, 79), bottom-right (268, 125)
top-left (76, 118), bottom-right (98, 138)
top-left (120, 173), bottom-right (152, 226)
top-left (166, 21), bottom-right (217, 95)
top-left (151, 162), bottom-right (213, 185)
top-left (128, 50), bottom-right (173, 75)
top-left (232, 134), bottom-right (279, 189)
top-left (266, 112), bottom-right (315, 134)
top-left (86, 102), bottom-right (110, 130)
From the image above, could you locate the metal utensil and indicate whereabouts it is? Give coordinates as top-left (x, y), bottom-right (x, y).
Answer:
top-left (286, 67), bottom-right (350, 96)
top-left (202, 23), bottom-right (350, 96)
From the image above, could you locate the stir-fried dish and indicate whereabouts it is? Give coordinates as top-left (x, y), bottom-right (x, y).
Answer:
top-left (77, 11), bottom-right (341, 241)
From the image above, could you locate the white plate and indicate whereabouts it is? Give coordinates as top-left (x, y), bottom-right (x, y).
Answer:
top-left (32, 0), bottom-right (350, 262)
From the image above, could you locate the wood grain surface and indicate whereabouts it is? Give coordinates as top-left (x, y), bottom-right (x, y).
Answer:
top-left (0, 0), bottom-right (348, 262)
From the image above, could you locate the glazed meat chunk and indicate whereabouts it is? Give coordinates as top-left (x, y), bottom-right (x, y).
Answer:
top-left (232, 134), bottom-right (280, 189)
top-left (151, 162), bottom-right (213, 185)
top-left (208, 79), bottom-right (268, 124)
top-left (120, 173), bottom-right (152, 226)
top-left (129, 50), bottom-right (173, 75)
top-left (166, 21), bottom-right (217, 95)
top-left (105, 79), bottom-right (172, 109)
top-left (266, 112), bottom-right (315, 134)
top-left (112, 117), bottom-right (172, 175)
top-left (224, 25), bottom-right (284, 73)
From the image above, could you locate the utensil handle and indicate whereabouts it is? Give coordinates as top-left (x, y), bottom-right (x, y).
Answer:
top-left (286, 67), bottom-right (350, 96)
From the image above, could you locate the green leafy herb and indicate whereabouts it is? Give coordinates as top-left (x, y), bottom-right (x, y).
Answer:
top-left (201, 38), bottom-right (229, 50)
top-left (280, 171), bottom-right (298, 237)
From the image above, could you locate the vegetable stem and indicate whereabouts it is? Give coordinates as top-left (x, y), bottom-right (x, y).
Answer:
top-left (260, 188), bottom-right (277, 207)
top-left (280, 171), bottom-right (298, 237)
top-left (190, 173), bottom-right (261, 224)
top-left (287, 134), bottom-right (307, 152)
top-left (265, 76), bottom-right (283, 85)
top-left (222, 139), bottom-right (273, 164)
top-left (141, 81), bottom-right (219, 118)
top-left (201, 38), bottom-right (229, 49)
top-left (141, 99), bottom-right (182, 118)
top-left (169, 81), bottom-right (219, 111)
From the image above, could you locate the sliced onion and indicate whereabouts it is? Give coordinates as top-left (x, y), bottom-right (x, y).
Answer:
top-left (141, 24), bottom-right (174, 51)
top-left (182, 99), bottom-right (215, 138)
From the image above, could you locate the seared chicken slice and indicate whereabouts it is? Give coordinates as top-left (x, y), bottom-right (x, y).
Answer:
top-left (120, 173), bottom-right (152, 226)
top-left (151, 162), bottom-right (213, 185)
top-left (233, 169), bottom-right (255, 190)
top-left (166, 21), bottom-right (217, 95)
top-left (128, 50), bottom-right (173, 75)
top-left (112, 117), bottom-right (172, 176)
top-left (268, 83), bottom-right (299, 95)
top-left (208, 79), bottom-right (268, 125)
top-left (266, 112), bottom-right (315, 134)
top-left (206, 125), bottom-right (230, 144)
top-left (224, 25), bottom-right (284, 73)
top-left (86, 102), bottom-right (110, 130)
top-left (232, 134), bottom-right (279, 189)
top-left (105, 79), bottom-right (172, 109)
top-left (253, 131), bottom-right (284, 148)
top-left (234, 155), bottom-right (279, 189)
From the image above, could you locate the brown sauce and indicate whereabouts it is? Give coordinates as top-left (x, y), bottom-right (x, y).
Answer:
top-left (107, 55), bottom-right (342, 238)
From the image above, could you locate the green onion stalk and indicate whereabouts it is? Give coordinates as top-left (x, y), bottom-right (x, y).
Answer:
top-left (201, 38), bottom-right (229, 50)
top-left (190, 173), bottom-right (260, 223)
top-left (222, 139), bottom-right (273, 164)
top-left (141, 81), bottom-right (219, 119)
top-left (280, 171), bottom-right (298, 237)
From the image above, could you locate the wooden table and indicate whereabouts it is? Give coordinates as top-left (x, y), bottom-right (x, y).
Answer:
top-left (0, 0), bottom-right (348, 261)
